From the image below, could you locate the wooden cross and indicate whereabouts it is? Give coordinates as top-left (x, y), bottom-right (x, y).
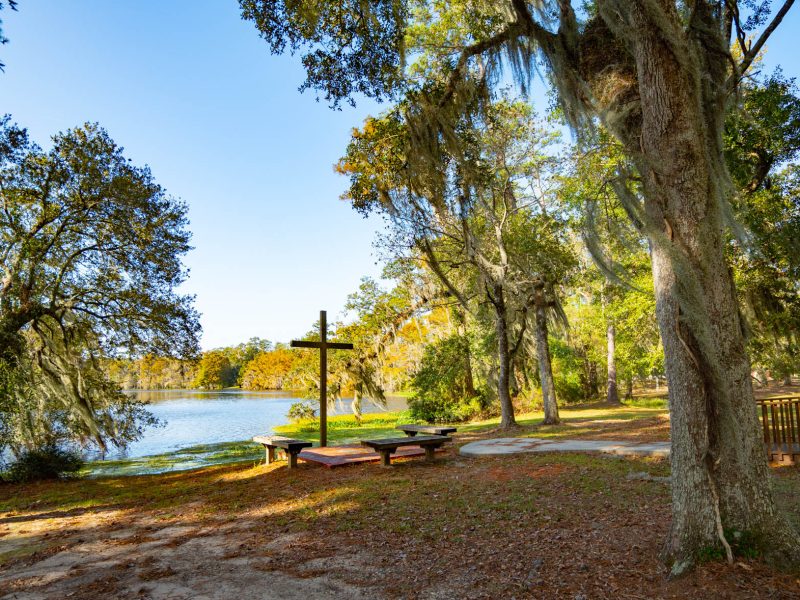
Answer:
top-left (290, 310), bottom-right (353, 447)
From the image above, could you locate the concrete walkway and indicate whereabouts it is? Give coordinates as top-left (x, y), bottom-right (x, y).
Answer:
top-left (459, 437), bottom-right (670, 458)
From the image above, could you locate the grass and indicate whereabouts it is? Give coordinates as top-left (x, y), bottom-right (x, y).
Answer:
top-left (622, 397), bottom-right (669, 409)
top-left (2, 433), bottom-right (798, 598)
top-left (1, 405), bottom-right (798, 599)
top-left (273, 411), bottom-right (412, 444)
top-left (456, 403), bottom-right (668, 440)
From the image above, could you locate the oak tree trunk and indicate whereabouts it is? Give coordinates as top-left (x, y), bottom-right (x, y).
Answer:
top-left (464, 346), bottom-right (477, 398)
top-left (492, 285), bottom-right (516, 429)
top-left (458, 318), bottom-right (477, 398)
top-left (621, 2), bottom-right (800, 574)
top-left (534, 301), bottom-right (559, 425)
top-left (588, 360), bottom-right (599, 398)
top-left (606, 323), bottom-right (620, 403)
top-left (510, 358), bottom-right (521, 398)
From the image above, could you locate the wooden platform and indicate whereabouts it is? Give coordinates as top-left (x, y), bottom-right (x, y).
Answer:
top-left (297, 443), bottom-right (444, 468)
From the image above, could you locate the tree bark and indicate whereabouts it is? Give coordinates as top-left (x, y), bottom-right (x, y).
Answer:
top-left (458, 316), bottom-right (477, 398)
top-left (464, 343), bottom-right (477, 398)
top-left (492, 285), bottom-right (516, 429)
top-left (534, 299), bottom-right (560, 425)
top-left (617, 2), bottom-right (800, 574)
top-left (625, 377), bottom-right (633, 400)
top-left (510, 358), bottom-right (521, 398)
top-left (588, 360), bottom-right (599, 398)
top-left (606, 323), bottom-right (621, 404)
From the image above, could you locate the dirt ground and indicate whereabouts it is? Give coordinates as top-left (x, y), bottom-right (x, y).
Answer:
top-left (1, 411), bottom-right (799, 599)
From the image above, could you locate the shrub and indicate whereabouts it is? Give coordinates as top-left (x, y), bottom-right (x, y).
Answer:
top-left (287, 401), bottom-right (316, 422)
top-left (408, 335), bottom-right (487, 423)
top-left (3, 445), bottom-right (84, 483)
top-left (408, 394), bottom-right (484, 423)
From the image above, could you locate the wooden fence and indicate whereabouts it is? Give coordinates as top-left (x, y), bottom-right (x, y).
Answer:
top-left (757, 397), bottom-right (800, 464)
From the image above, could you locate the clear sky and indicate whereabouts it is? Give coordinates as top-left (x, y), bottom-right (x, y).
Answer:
top-left (2, 2), bottom-right (799, 350)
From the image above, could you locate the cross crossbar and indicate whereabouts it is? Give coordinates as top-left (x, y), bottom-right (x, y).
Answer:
top-left (290, 340), bottom-right (354, 350)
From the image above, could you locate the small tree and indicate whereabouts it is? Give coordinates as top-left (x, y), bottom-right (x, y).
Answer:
top-left (194, 351), bottom-right (235, 389)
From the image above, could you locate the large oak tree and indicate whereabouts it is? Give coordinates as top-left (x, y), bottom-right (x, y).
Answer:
top-left (241, 0), bottom-right (800, 573)
top-left (0, 119), bottom-right (199, 453)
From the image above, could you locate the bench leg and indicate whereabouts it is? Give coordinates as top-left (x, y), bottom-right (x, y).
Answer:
top-left (424, 446), bottom-right (436, 462)
top-left (288, 451), bottom-right (299, 469)
top-left (266, 446), bottom-right (276, 465)
top-left (380, 450), bottom-right (393, 467)
top-left (405, 431), bottom-right (417, 437)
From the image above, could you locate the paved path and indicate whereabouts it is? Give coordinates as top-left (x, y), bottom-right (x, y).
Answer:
top-left (459, 437), bottom-right (670, 458)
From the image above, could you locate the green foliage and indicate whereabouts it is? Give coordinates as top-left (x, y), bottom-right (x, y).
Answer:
top-left (2, 444), bottom-right (83, 483)
top-left (105, 355), bottom-right (198, 390)
top-left (548, 338), bottom-right (586, 404)
top-left (408, 334), bottom-right (486, 422)
top-left (0, 118), bottom-right (198, 453)
top-left (239, 0), bottom-right (407, 107)
top-left (725, 70), bottom-right (800, 193)
top-left (339, 97), bottom-right (577, 424)
top-left (697, 530), bottom-right (763, 564)
top-left (287, 401), bottom-right (316, 423)
top-left (724, 72), bottom-right (800, 379)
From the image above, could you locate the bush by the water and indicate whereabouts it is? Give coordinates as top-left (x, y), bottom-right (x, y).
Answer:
top-left (287, 401), bottom-right (316, 422)
top-left (2, 445), bottom-right (84, 483)
top-left (408, 334), bottom-right (487, 423)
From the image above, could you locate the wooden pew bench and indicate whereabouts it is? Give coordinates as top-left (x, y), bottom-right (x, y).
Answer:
top-left (361, 435), bottom-right (450, 467)
top-left (397, 424), bottom-right (457, 437)
top-left (253, 435), bottom-right (312, 469)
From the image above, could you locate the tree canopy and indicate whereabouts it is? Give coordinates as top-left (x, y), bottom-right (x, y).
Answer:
top-left (242, 0), bottom-right (800, 574)
top-left (0, 118), bottom-right (199, 452)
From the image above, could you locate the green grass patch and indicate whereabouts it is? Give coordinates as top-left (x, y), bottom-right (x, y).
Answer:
top-left (457, 404), bottom-right (667, 438)
top-left (623, 397), bottom-right (669, 409)
top-left (274, 411), bottom-right (409, 444)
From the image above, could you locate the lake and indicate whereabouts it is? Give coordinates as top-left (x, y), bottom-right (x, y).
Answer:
top-left (110, 389), bottom-right (408, 460)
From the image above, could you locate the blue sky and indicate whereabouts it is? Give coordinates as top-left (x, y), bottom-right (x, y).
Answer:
top-left (2, 1), bottom-right (799, 350)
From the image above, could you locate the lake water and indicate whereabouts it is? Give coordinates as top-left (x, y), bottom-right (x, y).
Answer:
top-left (111, 389), bottom-right (407, 460)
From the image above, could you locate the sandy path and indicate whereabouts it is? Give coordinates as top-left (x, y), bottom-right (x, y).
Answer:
top-left (1, 513), bottom-right (378, 600)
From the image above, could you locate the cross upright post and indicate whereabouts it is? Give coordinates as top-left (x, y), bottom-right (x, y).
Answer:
top-left (319, 310), bottom-right (328, 447)
top-left (290, 310), bottom-right (354, 447)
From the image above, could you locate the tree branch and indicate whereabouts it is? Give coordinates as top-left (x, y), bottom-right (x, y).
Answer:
top-left (738, 0), bottom-right (796, 78)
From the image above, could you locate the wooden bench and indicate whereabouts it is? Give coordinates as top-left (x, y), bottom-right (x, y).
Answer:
top-left (253, 435), bottom-right (312, 469)
top-left (361, 435), bottom-right (450, 466)
top-left (397, 424), bottom-right (457, 437)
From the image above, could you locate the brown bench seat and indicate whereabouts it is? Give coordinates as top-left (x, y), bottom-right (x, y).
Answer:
top-left (253, 435), bottom-right (312, 469)
top-left (397, 424), bottom-right (457, 437)
top-left (361, 435), bottom-right (450, 466)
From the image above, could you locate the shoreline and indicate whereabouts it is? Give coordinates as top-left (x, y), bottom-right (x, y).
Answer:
top-left (80, 400), bottom-right (671, 478)
top-left (83, 412), bottom-right (409, 478)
